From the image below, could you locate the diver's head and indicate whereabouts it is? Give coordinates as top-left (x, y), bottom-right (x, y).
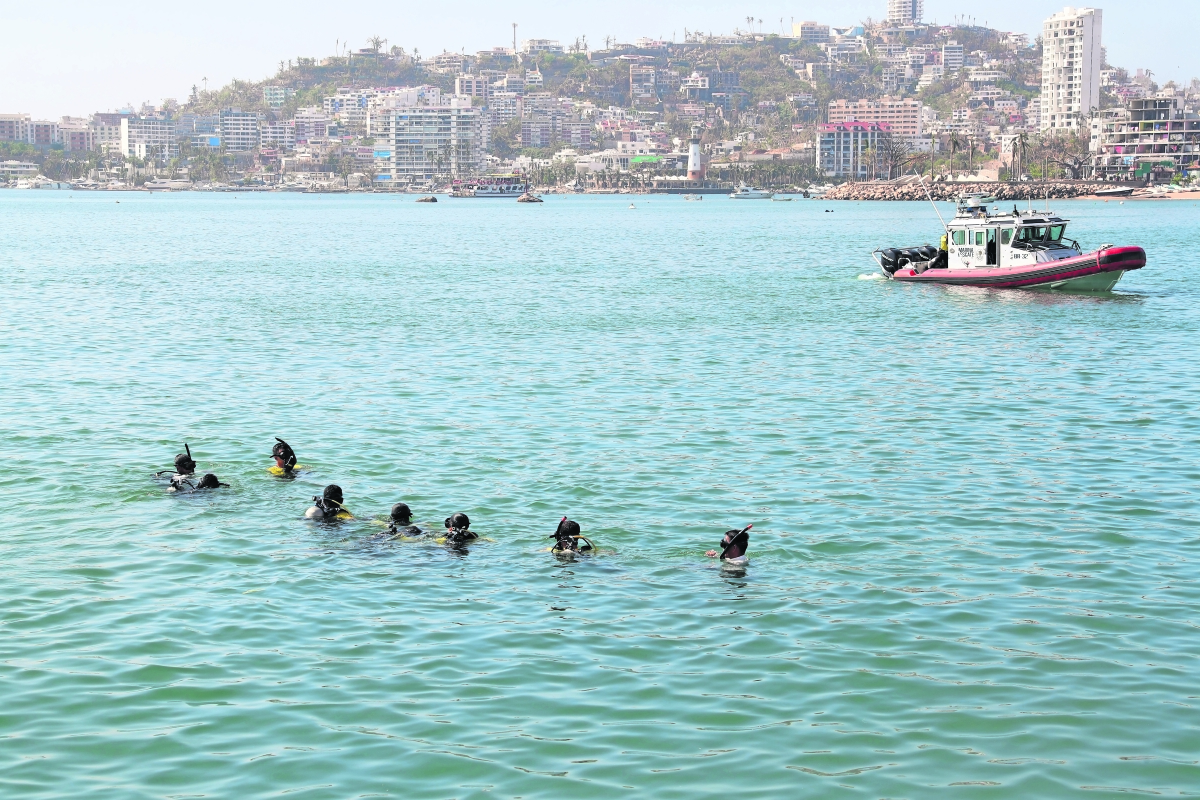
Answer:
top-left (174, 450), bottom-right (196, 475)
top-left (720, 525), bottom-right (752, 560)
top-left (555, 518), bottom-right (581, 540)
top-left (390, 503), bottom-right (412, 525)
top-left (323, 484), bottom-right (344, 506)
top-left (196, 473), bottom-right (223, 489)
top-left (272, 438), bottom-right (297, 471)
top-left (445, 512), bottom-right (470, 530)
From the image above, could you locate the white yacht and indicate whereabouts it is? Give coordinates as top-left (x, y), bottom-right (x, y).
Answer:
top-left (729, 184), bottom-right (774, 199)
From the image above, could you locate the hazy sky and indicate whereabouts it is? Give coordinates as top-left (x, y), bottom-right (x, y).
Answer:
top-left (2, 1), bottom-right (1196, 118)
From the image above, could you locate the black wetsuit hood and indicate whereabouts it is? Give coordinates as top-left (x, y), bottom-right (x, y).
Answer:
top-left (444, 512), bottom-right (476, 542)
top-left (550, 517), bottom-right (590, 551)
top-left (173, 443), bottom-right (196, 475)
top-left (312, 484), bottom-right (345, 517)
top-left (272, 438), bottom-right (297, 472)
top-left (196, 473), bottom-right (227, 489)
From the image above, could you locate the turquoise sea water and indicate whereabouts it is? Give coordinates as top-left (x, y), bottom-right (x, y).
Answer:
top-left (1, 191), bottom-right (1198, 798)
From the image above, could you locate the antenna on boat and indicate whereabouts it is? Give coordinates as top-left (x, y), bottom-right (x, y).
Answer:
top-left (917, 175), bottom-right (948, 233)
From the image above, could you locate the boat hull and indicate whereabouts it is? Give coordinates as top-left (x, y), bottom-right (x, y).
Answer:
top-left (889, 246), bottom-right (1145, 291)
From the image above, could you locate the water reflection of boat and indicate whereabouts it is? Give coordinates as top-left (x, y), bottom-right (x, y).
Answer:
top-left (874, 193), bottom-right (1145, 292)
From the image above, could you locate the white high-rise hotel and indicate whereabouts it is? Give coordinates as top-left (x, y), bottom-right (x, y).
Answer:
top-left (1040, 6), bottom-right (1103, 131)
top-left (887, 0), bottom-right (923, 25)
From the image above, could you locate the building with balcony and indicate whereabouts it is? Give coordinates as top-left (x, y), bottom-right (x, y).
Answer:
top-left (219, 109), bottom-right (261, 152)
top-left (28, 120), bottom-right (59, 146)
top-left (294, 108), bottom-right (331, 143)
top-left (819, 121), bottom-right (892, 178)
top-left (263, 87), bottom-right (296, 108)
top-left (792, 21), bottom-right (830, 44)
top-left (887, 0), bottom-right (923, 25)
top-left (520, 39), bottom-right (563, 55)
top-left (1040, 6), bottom-right (1103, 131)
top-left (0, 114), bottom-right (30, 142)
top-left (488, 92), bottom-right (523, 125)
top-left (261, 121), bottom-right (296, 150)
top-left (371, 97), bottom-right (482, 187)
top-left (0, 160), bottom-right (39, 179)
top-left (827, 96), bottom-right (922, 137)
top-left (120, 116), bottom-right (177, 161)
top-left (1092, 97), bottom-right (1200, 181)
top-left (631, 65), bottom-right (657, 102)
top-left (942, 41), bottom-right (964, 73)
top-left (59, 118), bottom-right (94, 151)
top-left (455, 74), bottom-right (490, 99)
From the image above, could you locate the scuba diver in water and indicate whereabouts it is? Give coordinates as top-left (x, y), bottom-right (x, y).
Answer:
top-left (706, 524), bottom-right (752, 565)
top-left (388, 503), bottom-right (423, 536)
top-left (550, 517), bottom-right (593, 553)
top-left (156, 443), bottom-right (197, 478)
top-left (306, 484), bottom-right (350, 520)
top-left (271, 438), bottom-right (298, 474)
top-left (443, 512), bottom-right (478, 543)
top-left (157, 443), bottom-right (200, 491)
top-left (167, 471), bottom-right (229, 493)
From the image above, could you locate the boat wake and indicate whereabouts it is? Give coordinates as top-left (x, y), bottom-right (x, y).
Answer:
top-left (857, 272), bottom-right (884, 280)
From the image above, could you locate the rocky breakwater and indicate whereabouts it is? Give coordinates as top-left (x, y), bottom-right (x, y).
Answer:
top-left (824, 181), bottom-right (1102, 201)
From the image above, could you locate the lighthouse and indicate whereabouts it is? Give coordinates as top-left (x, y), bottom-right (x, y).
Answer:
top-left (686, 124), bottom-right (705, 183)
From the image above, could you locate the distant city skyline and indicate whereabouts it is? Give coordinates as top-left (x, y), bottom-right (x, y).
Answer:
top-left (2, 0), bottom-right (1195, 118)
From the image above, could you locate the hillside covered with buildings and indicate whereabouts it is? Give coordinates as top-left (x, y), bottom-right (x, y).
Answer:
top-left (3, 3), bottom-right (1199, 190)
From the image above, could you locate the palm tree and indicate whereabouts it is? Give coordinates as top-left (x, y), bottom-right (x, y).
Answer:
top-left (1011, 132), bottom-right (1030, 182)
top-left (369, 36), bottom-right (385, 62)
top-left (947, 132), bottom-right (962, 180)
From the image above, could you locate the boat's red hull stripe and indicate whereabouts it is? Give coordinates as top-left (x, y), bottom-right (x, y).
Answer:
top-left (892, 247), bottom-right (1146, 288)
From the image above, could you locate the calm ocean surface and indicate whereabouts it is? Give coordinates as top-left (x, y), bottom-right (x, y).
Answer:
top-left (1, 190), bottom-right (1198, 798)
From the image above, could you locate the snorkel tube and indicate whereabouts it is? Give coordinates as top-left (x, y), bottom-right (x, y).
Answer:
top-left (175, 443), bottom-right (196, 475)
top-left (719, 524), bottom-right (752, 560)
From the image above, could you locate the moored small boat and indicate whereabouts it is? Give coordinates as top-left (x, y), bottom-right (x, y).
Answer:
top-left (730, 183), bottom-right (774, 199)
top-left (874, 194), bottom-right (1145, 292)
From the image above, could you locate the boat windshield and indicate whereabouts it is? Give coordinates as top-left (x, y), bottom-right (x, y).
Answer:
top-left (1016, 225), bottom-right (1068, 244)
top-left (1016, 226), bottom-right (1048, 243)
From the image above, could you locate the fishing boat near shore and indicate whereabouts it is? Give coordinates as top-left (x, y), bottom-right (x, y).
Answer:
top-left (874, 193), bottom-right (1146, 291)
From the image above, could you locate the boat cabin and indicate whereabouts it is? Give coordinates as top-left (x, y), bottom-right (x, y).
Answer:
top-left (944, 195), bottom-right (1081, 269)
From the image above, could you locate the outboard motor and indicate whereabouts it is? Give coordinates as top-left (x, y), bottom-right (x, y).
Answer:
top-left (880, 248), bottom-right (903, 275)
top-left (916, 245), bottom-right (940, 262)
